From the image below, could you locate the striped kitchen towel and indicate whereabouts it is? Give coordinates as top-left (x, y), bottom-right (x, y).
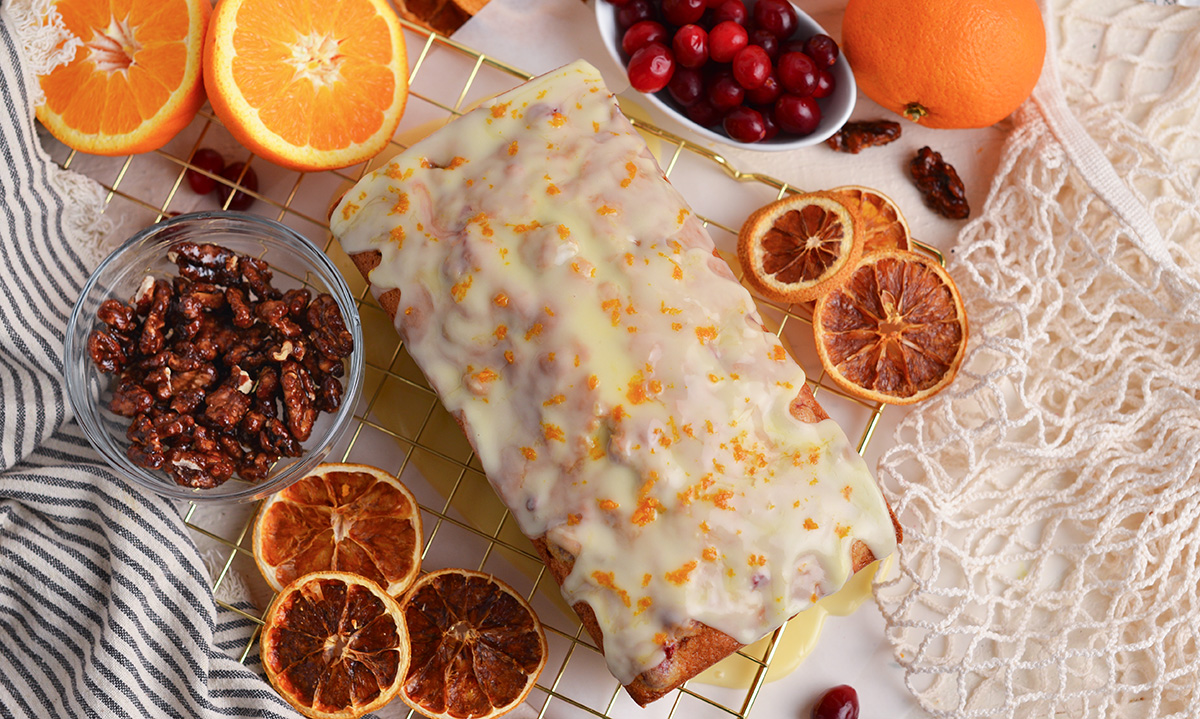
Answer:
top-left (0, 9), bottom-right (301, 719)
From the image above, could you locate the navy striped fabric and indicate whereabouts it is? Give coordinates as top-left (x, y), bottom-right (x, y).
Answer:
top-left (0, 11), bottom-right (299, 719)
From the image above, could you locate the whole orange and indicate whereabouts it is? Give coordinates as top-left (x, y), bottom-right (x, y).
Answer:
top-left (841, 0), bottom-right (1046, 129)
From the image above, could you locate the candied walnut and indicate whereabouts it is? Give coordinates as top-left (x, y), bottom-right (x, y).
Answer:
top-left (280, 361), bottom-right (317, 442)
top-left (283, 288), bottom-right (311, 318)
top-left (88, 330), bottom-right (127, 373)
top-left (166, 447), bottom-right (235, 489)
top-left (127, 444), bottom-right (165, 470)
top-left (170, 388), bottom-right (206, 415)
top-left (97, 299), bottom-right (137, 333)
top-left (203, 384), bottom-right (253, 431)
top-left (826, 120), bottom-right (902, 154)
top-left (260, 417), bottom-right (302, 457)
top-left (172, 242), bottom-right (241, 285)
top-left (307, 294), bottom-right (353, 360)
top-left (226, 287), bottom-right (254, 328)
top-left (316, 374), bottom-right (343, 413)
top-left (256, 300), bottom-right (303, 339)
top-left (238, 452), bottom-right (276, 482)
top-left (138, 281), bottom-right (173, 356)
top-left (910, 146), bottom-right (970, 220)
top-left (240, 256), bottom-right (281, 300)
top-left (176, 283), bottom-right (227, 319)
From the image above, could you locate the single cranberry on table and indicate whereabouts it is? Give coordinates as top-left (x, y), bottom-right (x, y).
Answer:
top-left (744, 72), bottom-right (781, 105)
top-left (813, 68), bottom-right (835, 99)
top-left (774, 93), bottom-right (821, 135)
top-left (616, 0), bottom-right (655, 31)
top-left (623, 20), bottom-right (667, 55)
top-left (672, 24), bottom-right (709, 68)
top-left (706, 71), bottom-right (745, 111)
top-left (710, 0), bottom-right (747, 26)
top-left (803, 33), bottom-right (839, 67)
top-left (732, 45), bottom-right (771, 89)
top-left (722, 106), bottom-right (766, 142)
top-left (752, 0), bottom-right (798, 39)
top-left (778, 51), bottom-right (819, 96)
top-left (708, 20), bottom-right (748, 62)
top-left (627, 42), bottom-right (676, 93)
top-left (812, 684), bottom-right (859, 719)
top-left (217, 162), bottom-right (258, 211)
top-left (668, 66), bottom-right (705, 105)
top-left (185, 148), bottom-right (225, 196)
top-left (661, 0), bottom-right (706, 26)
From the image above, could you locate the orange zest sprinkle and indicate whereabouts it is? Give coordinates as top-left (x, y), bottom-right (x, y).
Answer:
top-left (446, 156), bottom-right (466, 169)
top-left (558, 224), bottom-right (570, 239)
top-left (388, 225), bottom-right (405, 246)
top-left (494, 325), bottom-right (507, 340)
top-left (550, 111), bottom-right (567, 127)
top-left (543, 394), bottom-right (565, 407)
top-left (587, 374), bottom-right (599, 390)
top-left (474, 368), bottom-right (498, 384)
top-left (660, 302), bottom-right (682, 315)
top-left (420, 158), bottom-right (436, 169)
top-left (598, 498), bottom-right (619, 511)
top-left (542, 423), bottom-right (565, 442)
top-left (665, 561), bottom-right (698, 585)
top-left (504, 350), bottom-right (515, 364)
top-left (491, 102), bottom-right (509, 118)
top-left (677, 208), bottom-right (689, 224)
top-left (836, 524), bottom-right (850, 539)
top-left (521, 447), bottom-right (538, 461)
top-left (508, 141), bottom-right (519, 155)
top-left (703, 546), bottom-right (719, 561)
top-left (620, 161), bottom-right (637, 188)
top-left (642, 573), bottom-right (653, 587)
top-left (635, 597), bottom-right (653, 615)
top-left (547, 183), bottom-right (561, 196)
top-left (625, 252), bottom-right (635, 266)
top-left (450, 275), bottom-right (473, 302)
top-left (671, 322), bottom-right (683, 331)
top-left (525, 323), bottom-right (544, 341)
top-left (654, 632), bottom-right (669, 646)
top-left (391, 192), bottom-right (410, 214)
top-left (696, 325), bottom-right (718, 343)
top-left (804, 518), bottom-right (819, 530)
top-left (749, 554), bottom-right (767, 567)
top-left (493, 292), bottom-right (509, 307)
top-left (597, 205), bottom-right (617, 215)
top-left (772, 345), bottom-right (787, 361)
top-left (842, 486), bottom-right (853, 500)
top-left (567, 513), bottom-right (581, 525)
top-left (591, 571), bottom-right (631, 608)
top-left (384, 163), bottom-right (405, 179)
top-left (672, 264), bottom-right (683, 280)
top-left (612, 404), bottom-right (627, 421)
top-left (713, 489), bottom-right (734, 509)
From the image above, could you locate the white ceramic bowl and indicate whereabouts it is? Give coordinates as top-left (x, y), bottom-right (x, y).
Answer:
top-left (594, 0), bottom-right (856, 151)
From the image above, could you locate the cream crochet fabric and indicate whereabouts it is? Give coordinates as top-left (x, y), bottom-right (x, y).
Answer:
top-left (874, 1), bottom-right (1200, 716)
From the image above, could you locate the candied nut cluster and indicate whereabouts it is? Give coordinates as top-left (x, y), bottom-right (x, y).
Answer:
top-left (825, 120), bottom-right (902, 154)
top-left (910, 146), bottom-right (970, 220)
top-left (86, 241), bottom-right (354, 489)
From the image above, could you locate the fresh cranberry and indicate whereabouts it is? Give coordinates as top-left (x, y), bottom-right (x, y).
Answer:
top-left (752, 0), bottom-right (798, 39)
top-left (731, 45), bottom-right (770, 89)
top-left (668, 66), bottom-right (704, 105)
top-left (702, 0), bottom-right (725, 7)
top-left (617, 0), bottom-right (654, 31)
top-left (672, 24), bottom-right (709, 68)
top-left (812, 684), bottom-right (859, 719)
top-left (781, 37), bottom-right (807, 55)
top-left (185, 148), bottom-right (225, 196)
top-left (758, 107), bottom-right (780, 140)
top-left (217, 163), bottom-right (258, 211)
top-left (706, 71), bottom-right (744, 110)
top-left (662, 0), bottom-right (706, 26)
top-left (813, 68), bottom-right (835, 98)
top-left (778, 51), bottom-right (818, 96)
top-left (722, 106), bottom-right (766, 142)
top-left (744, 72), bottom-right (781, 105)
top-left (685, 99), bottom-right (723, 127)
top-left (748, 28), bottom-right (780, 61)
top-left (803, 33), bottom-right (840, 67)
top-left (711, 0), bottom-right (747, 26)
top-left (627, 43), bottom-right (676, 93)
top-left (774, 93), bottom-right (821, 135)
top-left (708, 20), bottom-right (748, 62)
top-left (605, 0), bottom-right (633, 6)
top-left (622, 20), bottom-right (667, 55)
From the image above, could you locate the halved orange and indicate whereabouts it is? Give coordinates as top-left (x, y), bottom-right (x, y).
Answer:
top-left (35, 0), bottom-right (210, 155)
top-left (254, 463), bottom-right (423, 597)
top-left (813, 250), bottom-right (968, 405)
top-left (261, 571), bottom-right (410, 719)
top-left (828, 185), bottom-right (912, 254)
top-left (737, 191), bottom-right (864, 304)
top-left (400, 569), bottom-right (547, 719)
top-left (203, 0), bottom-right (409, 171)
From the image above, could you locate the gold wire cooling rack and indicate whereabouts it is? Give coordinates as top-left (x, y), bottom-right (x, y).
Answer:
top-left (51, 18), bottom-right (932, 719)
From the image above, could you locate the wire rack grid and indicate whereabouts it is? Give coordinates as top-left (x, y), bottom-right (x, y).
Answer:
top-left (50, 18), bottom-right (924, 719)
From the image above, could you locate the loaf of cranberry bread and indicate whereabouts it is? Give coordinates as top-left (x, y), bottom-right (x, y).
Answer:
top-left (330, 61), bottom-right (900, 705)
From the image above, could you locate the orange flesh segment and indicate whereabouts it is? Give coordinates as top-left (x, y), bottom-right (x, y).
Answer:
top-left (230, 0), bottom-right (396, 152)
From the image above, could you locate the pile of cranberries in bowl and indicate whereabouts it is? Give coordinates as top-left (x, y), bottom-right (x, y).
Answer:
top-left (599, 0), bottom-right (852, 147)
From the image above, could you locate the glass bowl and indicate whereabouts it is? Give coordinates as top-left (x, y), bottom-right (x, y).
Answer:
top-left (63, 212), bottom-right (365, 503)
top-left (594, 0), bottom-right (856, 151)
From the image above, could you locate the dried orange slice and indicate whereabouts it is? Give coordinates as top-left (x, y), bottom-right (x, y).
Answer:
top-left (737, 191), bottom-right (864, 304)
top-left (203, 0), bottom-right (409, 171)
top-left (261, 571), bottom-right (410, 719)
top-left (813, 250), bottom-right (968, 405)
top-left (35, 0), bottom-right (210, 155)
top-left (828, 185), bottom-right (912, 254)
top-left (400, 569), bottom-right (547, 719)
top-left (254, 463), bottom-right (423, 597)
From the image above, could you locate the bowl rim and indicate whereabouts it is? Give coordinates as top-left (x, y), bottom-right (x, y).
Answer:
top-left (63, 210), bottom-right (365, 503)
top-left (593, 0), bottom-right (856, 151)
